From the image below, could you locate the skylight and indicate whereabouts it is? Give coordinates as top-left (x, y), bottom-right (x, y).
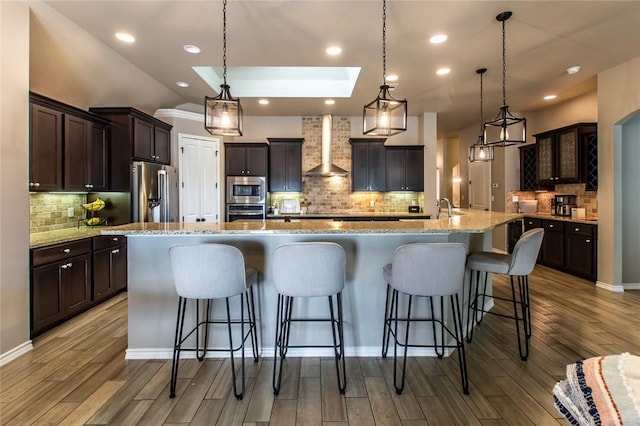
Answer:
top-left (193, 66), bottom-right (361, 98)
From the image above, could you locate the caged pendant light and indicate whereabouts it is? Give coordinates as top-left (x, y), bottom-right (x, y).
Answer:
top-left (204, 0), bottom-right (243, 136)
top-left (469, 68), bottom-right (494, 162)
top-left (484, 11), bottom-right (526, 147)
top-left (363, 0), bottom-right (407, 136)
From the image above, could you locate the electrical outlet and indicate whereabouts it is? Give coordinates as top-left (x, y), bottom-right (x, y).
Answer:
top-left (369, 200), bottom-right (375, 207)
top-left (512, 195), bottom-right (519, 202)
top-left (67, 207), bottom-right (74, 217)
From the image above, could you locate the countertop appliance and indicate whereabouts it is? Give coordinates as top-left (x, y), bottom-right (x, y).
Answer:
top-left (132, 161), bottom-right (179, 223)
top-left (280, 198), bottom-right (301, 214)
top-left (227, 176), bottom-right (266, 205)
top-left (554, 194), bottom-right (577, 217)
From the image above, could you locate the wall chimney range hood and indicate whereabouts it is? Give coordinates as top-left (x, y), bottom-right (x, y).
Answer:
top-left (305, 115), bottom-right (349, 177)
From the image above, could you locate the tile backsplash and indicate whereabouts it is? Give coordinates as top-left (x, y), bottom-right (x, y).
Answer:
top-left (30, 193), bottom-right (87, 233)
top-left (507, 183), bottom-right (597, 218)
top-left (268, 116), bottom-right (425, 215)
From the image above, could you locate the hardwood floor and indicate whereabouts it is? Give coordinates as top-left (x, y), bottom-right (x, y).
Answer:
top-left (3, 265), bottom-right (640, 425)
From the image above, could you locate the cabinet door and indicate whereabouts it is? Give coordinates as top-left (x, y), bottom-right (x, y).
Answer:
top-left (537, 134), bottom-right (554, 185)
top-left (541, 221), bottom-right (564, 269)
top-left (519, 145), bottom-right (538, 191)
top-left (64, 115), bottom-right (90, 191)
top-left (93, 248), bottom-right (114, 301)
top-left (133, 117), bottom-right (154, 161)
top-left (565, 225), bottom-right (596, 281)
top-left (385, 149), bottom-right (406, 191)
top-left (404, 148), bottom-right (424, 191)
top-left (283, 143), bottom-right (302, 191)
top-left (583, 132), bottom-right (598, 191)
top-left (556, 128), bottom-right (579, 183)
top-left (268, 142), bottom-right (287, 191)
top-left (65, 254), bottom-right (91, 314)
top-left (245, 146), bottom-right (268, 176)
top-left (113, 244), bottom-right (128, 291)
top-left (354, 142), bottom-right (386, 191)
top-left (32, 263), bottom-right (65, 333)
top-left (30, 104), bottom-right (63, 191)
top-left (88, 121), bottom-right (108, 191)
top-left (225, 146), bottom-right (247, 175)
top-left (351, 143), bottom-right (370, 191)
top-left (154, 125), bottom-right (171, 164)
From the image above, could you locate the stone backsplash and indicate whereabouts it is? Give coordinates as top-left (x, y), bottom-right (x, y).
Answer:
top-left (30, 193), bottom-right (88, 233)
top-left (268, 116), bottom-right (425, 215)
top-left (507, 183), bottom-right (598, 218)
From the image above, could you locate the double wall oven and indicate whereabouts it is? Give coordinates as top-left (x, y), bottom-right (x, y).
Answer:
top-left (226, 176), bottom-right (267, 222)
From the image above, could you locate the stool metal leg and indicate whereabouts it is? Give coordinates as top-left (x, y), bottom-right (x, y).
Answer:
top-left (381, 284), bottom-right (393, 358)
top-left (246, 286), bottom-right (259, 362)
top-left (272, 294), bottom-right (287, 395)
top-left (450, 293), bottom-right (469, 394)
top-left (510, 275), bottom-right (530, 360)
top-left (392, 291), bottom-right (411, 395)
top-left (170, 297), bottom-right (187, 398)
top-left (328, 294), bottom-right (346, 394)
top-left (226, 296), bottom-right (246, 400)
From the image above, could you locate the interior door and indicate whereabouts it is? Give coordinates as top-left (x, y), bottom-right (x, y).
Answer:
top-left (469, 160), bottom-right (491, 211)
top-left (179, 135), bottom-right (220, 223)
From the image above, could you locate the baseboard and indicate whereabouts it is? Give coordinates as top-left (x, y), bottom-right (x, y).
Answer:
top-left (621, 282), bottom-right (640, 291)
top-left (596, 281), bottom-right (625, 292)
top-left (0, 341), bottom-right (33, 366)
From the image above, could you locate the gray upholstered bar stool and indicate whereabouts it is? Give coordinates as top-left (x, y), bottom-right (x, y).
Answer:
top-left (272, 242), bottom-right (347, 395)
top-left (168, 244), bottom-right (259, 400)
top-left (381, 243), bottom-right (469, 395)
top-left (465, 228), bottom-right (544, 361)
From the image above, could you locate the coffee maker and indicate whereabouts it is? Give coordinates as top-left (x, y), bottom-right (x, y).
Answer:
top-left (554, 194), bottom-right (577, 216)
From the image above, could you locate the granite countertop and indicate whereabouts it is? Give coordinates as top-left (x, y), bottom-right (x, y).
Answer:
top-left (521, 212), bottom-right (598, 225)
top-left (267, 212), bottom-right (430, 220)
top-left (101, 209), bottom-right (521, 236)
top-left (30, 227), bottom-right (103, 248)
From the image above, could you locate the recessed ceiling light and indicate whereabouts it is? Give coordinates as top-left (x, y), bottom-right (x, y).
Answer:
top-left (386, 74), bottom-right (399, 82)
top-left (544, 95), bottom-right (557, 101)
top-left (115, 32), bottom-right (135, 43)
top-left (566, 65), bottom-right (581, 75)
top-left (259, 99), bottom-right (269, 105)
top-left (325, 99), bottom-right (335, 105)
top-left (176, 81), bottom-right (189, 88)
top-left (326, 46), bottom-right (342, 56)
top-left (430, 34), bottom-right (448, 44)
top-left (436, 67), bottom-right (451, 76)
top-left (183, 44), bottom-right (201, 54)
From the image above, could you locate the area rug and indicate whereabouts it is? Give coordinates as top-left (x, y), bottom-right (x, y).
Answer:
top-left (553, 352), bottom-right (640, 425)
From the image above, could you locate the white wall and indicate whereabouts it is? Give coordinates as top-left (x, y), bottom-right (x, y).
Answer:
top-left (0, 1), bottom-right (31, 361)
top-left (621, 115), bottom-right (640, 284)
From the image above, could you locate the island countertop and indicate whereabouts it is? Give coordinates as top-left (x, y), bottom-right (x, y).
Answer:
top-left (102, 209), bottom-right (521, 236)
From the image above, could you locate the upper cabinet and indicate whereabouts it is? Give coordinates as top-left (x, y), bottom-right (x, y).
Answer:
top-left (225, 143), bottom-right (268, 176)
top-left (29, 93), bottom-right (110, 192)
top-left (535, 123), bottom-right (597, 187)
top-left (350, 138), bottom-right (386, 192)
top-left (89, 107), bottom-right (173, 191)
top-left (385, 146), bottom-right (424, 191)
top-left (268, 138), bottom-right (303, 192)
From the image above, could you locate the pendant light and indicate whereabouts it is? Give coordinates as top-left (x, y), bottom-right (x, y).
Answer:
top-left (469, 68), bottom-right (494, 162)
top-left (363, 0), bottom-right (407, 136)
top-left (484, 11), bottom-right (526, 146)
top-left (204, 0), bottom-right (243, 136)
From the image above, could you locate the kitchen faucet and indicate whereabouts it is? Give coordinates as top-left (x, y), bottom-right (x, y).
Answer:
top-left (436, 197), bottom-right (452, 219)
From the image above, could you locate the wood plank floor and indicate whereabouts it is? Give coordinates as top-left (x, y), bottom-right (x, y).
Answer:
top-left (3, 265), bottom-right (640, 425)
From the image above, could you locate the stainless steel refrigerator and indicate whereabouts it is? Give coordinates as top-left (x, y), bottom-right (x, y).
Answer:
top-left (131, 161), bottom-right (179, 223)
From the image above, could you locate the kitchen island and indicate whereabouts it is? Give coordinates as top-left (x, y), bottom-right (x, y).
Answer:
top-left (102, 210), bottom-right (520, 359)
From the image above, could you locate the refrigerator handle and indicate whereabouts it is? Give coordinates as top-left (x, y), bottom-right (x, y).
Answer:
top-left (158, 169), bottom-right (168, 222)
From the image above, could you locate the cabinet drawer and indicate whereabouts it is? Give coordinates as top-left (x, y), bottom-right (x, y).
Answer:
top-left (93, 235), bottom-right (126, 251)
top-left (32, 239), bottom-right (92, 267)
top-left (523, 217), bottom-right (542, 230)
top-left (566, 223), bottom-right (594, 237)
top-left (542, 220), bottom-right (565, 232)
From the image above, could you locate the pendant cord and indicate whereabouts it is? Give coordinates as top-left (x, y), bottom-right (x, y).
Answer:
top-left (479, 71), bottom-right (484, 134)
top-left (382, 0), bottom-right (387, 84)
top-left (222, 0), bottom-right (228, 86)
top-left (501, 18), bottom-right (507, 106)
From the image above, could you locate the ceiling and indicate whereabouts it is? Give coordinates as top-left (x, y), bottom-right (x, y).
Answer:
top-left (45, 0), bottom-right (640, 137)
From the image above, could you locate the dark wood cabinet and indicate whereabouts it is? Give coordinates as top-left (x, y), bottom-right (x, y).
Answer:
top-left (268, 138), bottom-right (303, 192)
top-left (93, 236), bottom-right (128, 302)
top-left (31, 239), bottom-right (92, 337)
top-left (89, 107), bottom-right (173, 190)
top-left (565, 223), bottom-right (597, 281)
top-left (386, 147), bottom-right (424, 191)
top-left (535, 123), bottom-right (596, 186)
top-left (519, 144), bottom-right (550, 191)
top-left (29, 103), bottom-right (63, 191)
top-left (350, 138), bottom-right (386, 192)
top-left (582, 131), bottom-right (598, 191)
top-left (523, 217), bottom-right (543, 262)
top-left (541, 219), bottom-right (565, 269)
top-left (225, 143), bottom-right (268, 176)
top-left (30, 93), bottom-right (110, 192)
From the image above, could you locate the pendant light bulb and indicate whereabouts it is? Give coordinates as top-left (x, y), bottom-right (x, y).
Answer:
top-left (478, 147), bottom-right (486, 159)
top-left (221, 104), bottom-right (230, 128)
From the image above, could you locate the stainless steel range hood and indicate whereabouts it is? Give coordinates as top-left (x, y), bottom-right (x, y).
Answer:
top-left (305, 115), bottom-right (349, 177)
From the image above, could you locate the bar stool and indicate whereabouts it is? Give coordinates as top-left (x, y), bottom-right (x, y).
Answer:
top-left (168, 244), bottom-right (259, 400)
top-left (272, 242), bottom-right (347, 395)
top-left (465, 228), bottom-right (544, 361)
top-left (381, 243), bottom-right (469, 395)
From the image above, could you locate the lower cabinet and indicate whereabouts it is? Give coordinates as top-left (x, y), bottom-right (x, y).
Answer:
top-left (31, 236), bottom-right (127, 337)
top-left (524, 217), bottom-right (597, 282)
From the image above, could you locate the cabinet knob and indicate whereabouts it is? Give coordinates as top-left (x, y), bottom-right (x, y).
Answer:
top-left (63, 248), bottom-right (71, 253)
top-left (586, 239), bottom-right (591, 243)
top-left (112, 249), bottom-right (119, 254)
top-left (34, 182), bottom-right (40, 187)
top-left (575, 227), bottom-right (580, 232)
top-left (112, 237), bottom-right (119, 241)
top-left (549, 224), bottom-right (554, 228)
